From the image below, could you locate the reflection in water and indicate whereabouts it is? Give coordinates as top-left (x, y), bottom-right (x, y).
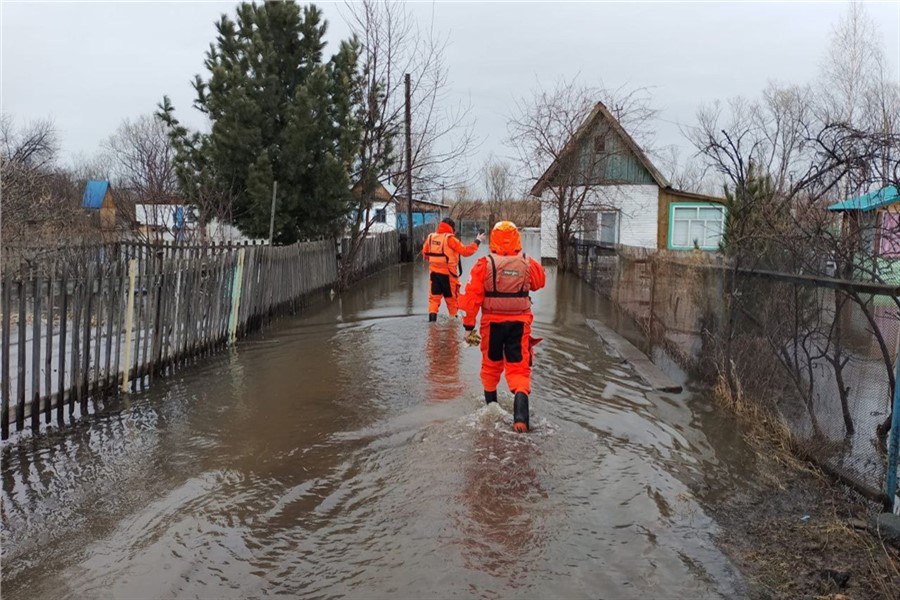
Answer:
top-left (458, 412), bottom-right (545, 579)
top-left (2, 236), bottom-right (753, 599)
top-left (424, 321), bottom-right (464, 402)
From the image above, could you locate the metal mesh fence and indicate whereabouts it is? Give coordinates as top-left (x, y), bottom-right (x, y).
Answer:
top-left (572, 241), bottom-right (900, 505)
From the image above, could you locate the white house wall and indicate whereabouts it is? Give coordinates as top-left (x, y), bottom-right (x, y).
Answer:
top-left (608, 185), bottom-right (659, 248)
top-left (363, 201), bottom-right (397, 234)
top-left (538, 184), bottom-right (659, 258)
top-left (540, 201), bottom-right (558, 259)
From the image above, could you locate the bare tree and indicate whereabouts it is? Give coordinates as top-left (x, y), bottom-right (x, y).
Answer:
top-left (482, 155), bottom-right (514, 225)
top-left (447, 184), bottom-right (482, 223)
top-left (508, 77), bottom-right (658, 270)
top-left (101, 115), bottom-right (182, 243)
top-left (1, 115), bottom-right (58, 170)
top-left (685, 2), bottom-right (900, 448)
top-left (339, 0), bottom-right (477, 286)
top-left (105, 115), bottom-right (178, 202)
top-left (656, 145), bottom-right (716, 196)
top-left (1, 116), bottom-right (63, 246)
top-left (0, 116), bottom-right (102, 268)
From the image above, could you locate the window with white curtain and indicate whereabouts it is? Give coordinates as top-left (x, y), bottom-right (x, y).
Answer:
top-left (670, 204), bottom-right (726, 250)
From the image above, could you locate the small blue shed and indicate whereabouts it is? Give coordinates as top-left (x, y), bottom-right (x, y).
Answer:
top-left (82, 180), bottom-right (117, 229)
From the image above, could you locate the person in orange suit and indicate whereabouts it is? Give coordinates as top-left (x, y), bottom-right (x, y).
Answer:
top-left (460, 221), bottom-right (546, 432)
top-left (422, 217), bottom-right (484, 321)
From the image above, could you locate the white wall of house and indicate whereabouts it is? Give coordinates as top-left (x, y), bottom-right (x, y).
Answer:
top-left (205, 219), bottom-right (263, 243)
top-left (540, 200), bottom-right (558, 259)
top-left (611, 185), bottom-right (659, 248)
top-left (364, 201), bottom-right (397, 234)
top-left (539, 184), bottom-right (659, 258)
top-left (135, 203), bottom-right (197, 242)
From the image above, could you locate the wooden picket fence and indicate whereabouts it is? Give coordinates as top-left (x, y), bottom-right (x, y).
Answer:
top-left (0, 232), bottom-right (398, 439)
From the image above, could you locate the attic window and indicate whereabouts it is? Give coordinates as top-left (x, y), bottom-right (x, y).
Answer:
top-left (593, 135), bottom-right (608, 154)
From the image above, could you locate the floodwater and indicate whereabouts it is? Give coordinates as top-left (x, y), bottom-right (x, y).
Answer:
top-left (2, 237), bottom-right (756, 599)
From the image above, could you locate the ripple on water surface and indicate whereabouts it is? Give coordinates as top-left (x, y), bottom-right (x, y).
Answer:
top-left (2, 264), bottom-right (748, 599)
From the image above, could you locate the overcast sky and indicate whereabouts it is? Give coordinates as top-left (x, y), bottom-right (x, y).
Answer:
top-left (2, 1), bottom-right (899, 191)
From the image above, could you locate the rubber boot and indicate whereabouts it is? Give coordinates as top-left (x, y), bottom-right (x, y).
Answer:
top-left (513, 392), bottom-right (529, 433)
top-left (428, 312), bottom-right (437, 322)
top-left (484, 390), bottom-right (497, 405)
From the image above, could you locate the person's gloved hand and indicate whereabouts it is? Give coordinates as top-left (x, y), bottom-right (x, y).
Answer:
top-left (475, 232), bottom-right (486, 244)
top-left (465, 328), bottom-right (481, 347)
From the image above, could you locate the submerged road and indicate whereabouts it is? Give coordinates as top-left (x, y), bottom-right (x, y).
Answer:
top-left (2, 238), bottom-right (755, 598)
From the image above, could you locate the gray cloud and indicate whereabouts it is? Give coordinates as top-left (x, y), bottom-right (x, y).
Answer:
top-left (3, 1), bottom-right (898, 188)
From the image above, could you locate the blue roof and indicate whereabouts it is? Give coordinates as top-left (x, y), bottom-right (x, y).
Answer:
top-left (82, 180), bottom-right (110, 209)
top-left (828, 186), bottom-right (899, 212)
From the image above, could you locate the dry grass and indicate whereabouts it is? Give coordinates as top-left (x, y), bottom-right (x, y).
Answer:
top-left (709, 365), bottom-right (900, 599)
top-left (712, 363), bottom-right (817, 478)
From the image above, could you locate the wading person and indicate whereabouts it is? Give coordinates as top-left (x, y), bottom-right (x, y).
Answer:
top-left (460, 221), bottom-right (545, 432)
top-left (422, 217), bottom-right (484, 321)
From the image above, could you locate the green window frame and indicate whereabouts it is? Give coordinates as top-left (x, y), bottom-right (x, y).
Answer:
top-left (668, 202), bottom-right (726, 250)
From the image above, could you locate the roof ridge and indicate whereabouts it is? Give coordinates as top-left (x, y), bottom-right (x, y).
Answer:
top-left (529, 100), bottom-right (668, 196)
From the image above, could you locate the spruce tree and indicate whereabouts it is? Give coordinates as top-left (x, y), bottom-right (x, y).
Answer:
top-left (159, 2), bottom-right (362, 243)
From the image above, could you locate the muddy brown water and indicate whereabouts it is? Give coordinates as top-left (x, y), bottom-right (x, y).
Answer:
top-left (3, 239), bottom-right (758, 599)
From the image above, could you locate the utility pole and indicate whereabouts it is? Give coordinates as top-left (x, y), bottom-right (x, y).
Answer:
top-left (268, 180), bottom-right (278, 246)
top-left (405, 73), bottom-right (413, 261)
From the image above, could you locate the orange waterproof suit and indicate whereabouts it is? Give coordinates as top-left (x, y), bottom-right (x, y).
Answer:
top-left (422, 221), bottom-right (480, 317)
top-left (460, 224), bottom-right (546, 396)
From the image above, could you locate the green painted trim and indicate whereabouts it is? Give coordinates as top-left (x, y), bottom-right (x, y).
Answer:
top-left (667, 201), bottom-right (727, 251)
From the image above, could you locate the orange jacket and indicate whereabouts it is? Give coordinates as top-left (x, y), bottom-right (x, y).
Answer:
top-left (421, 221), bottom-right (480, 277)
top-left (460, 253), bottom-right (545, 328)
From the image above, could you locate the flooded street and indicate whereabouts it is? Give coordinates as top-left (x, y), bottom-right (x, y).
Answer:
top-left (2, 239), bottom-right (755, 599)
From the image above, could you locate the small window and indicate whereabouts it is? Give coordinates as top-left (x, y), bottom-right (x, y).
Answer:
top-left (599, 211), bottom-right (618, 244)
top-left (670, 204), bottom-right (726, 250)
top-left (374, 208), bottom-right (386, 223)
top-left (593, 135), bottom-right (607, 154)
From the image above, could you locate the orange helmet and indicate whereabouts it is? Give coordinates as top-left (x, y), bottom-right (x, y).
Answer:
top-left (489, 221), bottom-right (521, 255)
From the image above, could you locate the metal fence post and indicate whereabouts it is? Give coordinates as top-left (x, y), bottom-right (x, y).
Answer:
top-left (886, 348), bottom-right (900, 512)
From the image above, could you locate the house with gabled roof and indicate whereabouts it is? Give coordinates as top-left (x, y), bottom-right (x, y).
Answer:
top-left (530, 102), bottom-right (726, 260)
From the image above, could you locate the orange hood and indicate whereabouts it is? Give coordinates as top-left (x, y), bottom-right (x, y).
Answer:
top-left (436, 221), bottom-right (454, 234)
top-left (489, 221), bottom-right (521, 255)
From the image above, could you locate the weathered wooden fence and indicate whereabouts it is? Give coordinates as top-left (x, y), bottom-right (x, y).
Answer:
top-left (342, 229), bottom-right (400, 281)
top-left (0, 231), bottom-right (400, 439)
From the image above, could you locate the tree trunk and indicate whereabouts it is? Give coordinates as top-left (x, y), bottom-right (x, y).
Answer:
top-left (831, 291), bottom-right (855, 436)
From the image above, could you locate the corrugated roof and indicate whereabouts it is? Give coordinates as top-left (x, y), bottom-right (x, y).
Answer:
top-left (828, 186), bottom-right (899, 212)
top-left (82, 180), bottom-right (110, 209)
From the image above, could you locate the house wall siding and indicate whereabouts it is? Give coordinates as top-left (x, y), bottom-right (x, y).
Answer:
top-left (367, 202), bottom-right (397, 234)
top-left (540, 200), bottom-right (558, 259)
top-left (571, 120), bottom-right (657, 186)
top-left (612, 185), bottom-right (660, 247)
top-left (538, 184), bottom-right (660, 258)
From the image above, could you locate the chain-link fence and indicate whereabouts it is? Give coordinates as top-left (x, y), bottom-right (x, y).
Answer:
top-left (572, 241), bottom-right (900, 508)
